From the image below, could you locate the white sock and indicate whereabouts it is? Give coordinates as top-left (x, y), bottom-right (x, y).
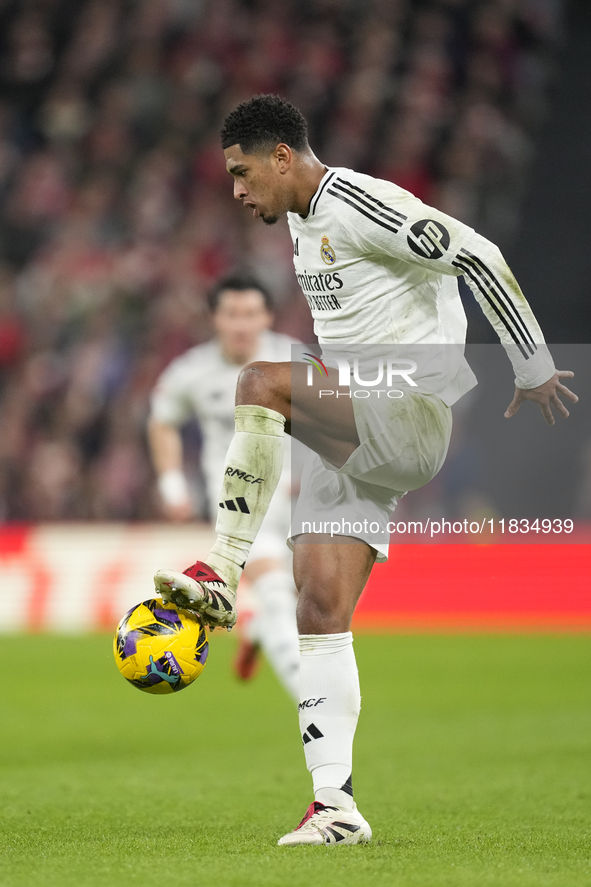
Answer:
top-left (247, 569), bottom-right (299, 702)
top-left (207, 405), bottom-right (285, 591)
top-left (298, 632), bottom-right (360, 811)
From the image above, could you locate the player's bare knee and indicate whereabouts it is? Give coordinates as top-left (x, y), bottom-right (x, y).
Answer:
top-left (236, 362), bottom-right (276, 408)
top-left (296, 586), bottom-right (352, 635)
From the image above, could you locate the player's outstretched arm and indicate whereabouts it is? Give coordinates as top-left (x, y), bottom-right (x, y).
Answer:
top-left (349, 175), bottom-right (557, 391)
top-left (504, 370), bottom-right (578, 426)
top-left (148, 418), bottom-right (193, 520)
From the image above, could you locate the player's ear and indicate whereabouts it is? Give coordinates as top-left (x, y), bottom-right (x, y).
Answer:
top-left (274, 143), bottom-right (293, 173)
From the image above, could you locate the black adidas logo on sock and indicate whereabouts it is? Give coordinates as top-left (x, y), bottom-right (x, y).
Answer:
top-left (302, 723), bottom-right (324, 744)
top-left (219, 497), bottom-right (250, 514)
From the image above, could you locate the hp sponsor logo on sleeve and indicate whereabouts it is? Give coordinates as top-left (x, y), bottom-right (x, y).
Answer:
top-left (407, 219), bottom-right (450, 259)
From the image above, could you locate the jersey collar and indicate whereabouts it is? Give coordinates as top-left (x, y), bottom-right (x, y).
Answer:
top-left (307, 168), bottom-right (336, 218)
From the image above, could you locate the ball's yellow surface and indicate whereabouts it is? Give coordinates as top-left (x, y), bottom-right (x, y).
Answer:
top-left (113, 598), bottom-right (208, 694)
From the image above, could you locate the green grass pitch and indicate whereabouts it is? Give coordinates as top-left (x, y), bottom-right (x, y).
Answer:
top-left (0, 631), bottom-right (589, 887)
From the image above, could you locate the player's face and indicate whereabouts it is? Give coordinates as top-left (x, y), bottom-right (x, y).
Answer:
top-left (224, 144), bottom-right (293, 225)
top-left (212, 288), bottom-right (273, 363)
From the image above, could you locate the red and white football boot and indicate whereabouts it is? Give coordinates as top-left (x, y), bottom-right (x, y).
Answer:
top-left (154, 561), bottom-right (237, 629)
top-left (277, 801), bottom-right (372, 846)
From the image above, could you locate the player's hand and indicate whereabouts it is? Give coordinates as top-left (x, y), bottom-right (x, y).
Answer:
top-left (504, 370), bottom-right (578, 426)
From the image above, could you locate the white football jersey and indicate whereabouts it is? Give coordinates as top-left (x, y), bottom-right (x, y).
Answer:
top-left (150, 331), bottom-right (295, 508)
top-left (287, 167), bottom-right (555, 404)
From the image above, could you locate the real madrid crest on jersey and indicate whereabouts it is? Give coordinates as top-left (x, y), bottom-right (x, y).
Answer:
top-left (320, 235), bottom-right (336, 265)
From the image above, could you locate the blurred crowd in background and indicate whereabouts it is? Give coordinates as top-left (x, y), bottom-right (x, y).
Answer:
top-left (0, 0), bottom-right (564, 520)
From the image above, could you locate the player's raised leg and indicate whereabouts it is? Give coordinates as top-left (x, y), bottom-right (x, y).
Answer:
top-left (277, 536), bottom-right (374, 846)
top-left (154, 401), bottom-right (286, 626)
top-left (154, 361), bottom-right (360, 627)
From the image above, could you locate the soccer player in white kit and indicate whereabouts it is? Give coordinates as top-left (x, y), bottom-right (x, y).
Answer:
top-left (149, 274), bottom-right (299, 701)
top-left (154, 96), bottom-right (578, 845)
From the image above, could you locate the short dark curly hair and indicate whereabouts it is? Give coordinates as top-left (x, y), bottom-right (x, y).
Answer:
top-left (221, 94), bottom-right (309, 154)
top-left (207, 273), bottom-right (274, 313)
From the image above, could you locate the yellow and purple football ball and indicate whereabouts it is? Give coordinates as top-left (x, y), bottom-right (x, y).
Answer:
top-left (113, 598), bottom-right (209, 695)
